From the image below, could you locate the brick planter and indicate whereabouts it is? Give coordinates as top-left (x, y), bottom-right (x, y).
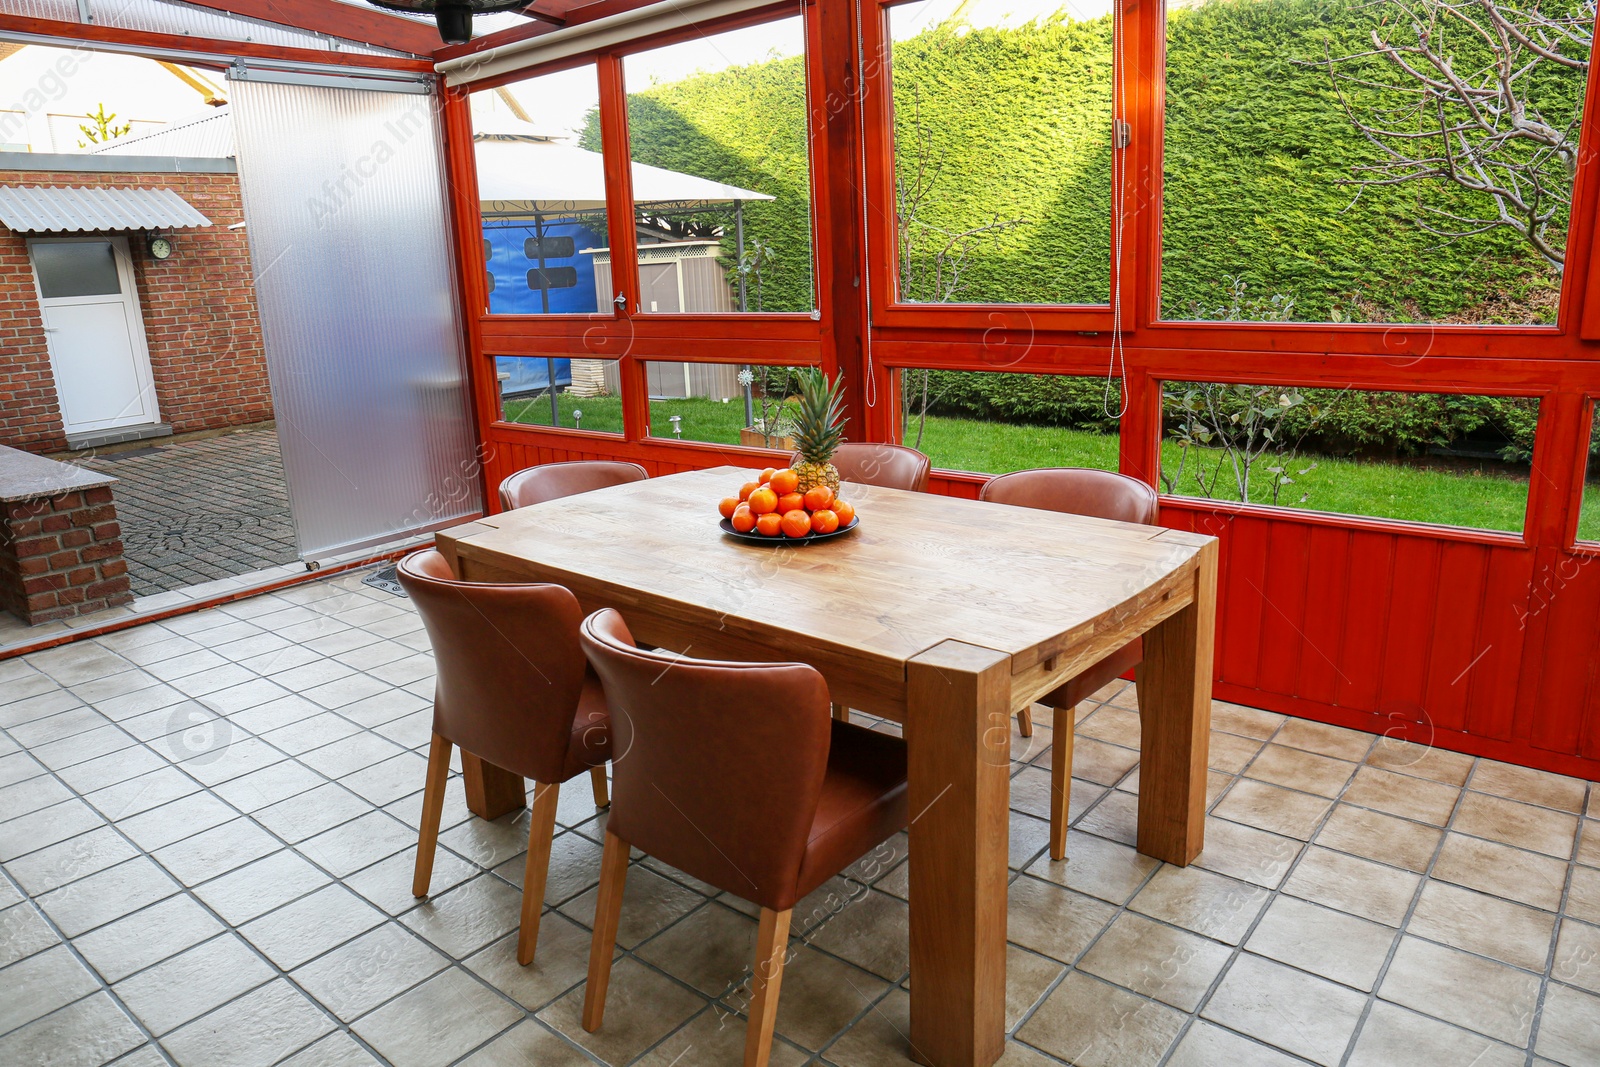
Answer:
top-left (0, 447), bottom-right (131, 625)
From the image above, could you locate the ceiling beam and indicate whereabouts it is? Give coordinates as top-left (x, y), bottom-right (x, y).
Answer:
top-left (171, 0), bottom-right (441, 57)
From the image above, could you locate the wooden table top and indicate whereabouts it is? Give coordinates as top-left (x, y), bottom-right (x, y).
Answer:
top-left (441, 466), bottom-right (1214, 680)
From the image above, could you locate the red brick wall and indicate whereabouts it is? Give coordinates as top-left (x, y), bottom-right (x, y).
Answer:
top-left (0, 168), bottom-right (273, 453)
top-left (0, 485), bottom-right (131, 624)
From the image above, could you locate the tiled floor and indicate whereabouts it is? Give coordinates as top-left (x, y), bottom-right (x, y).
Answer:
top-left (1, 569), bottom-right (1598, 1067)
top-left (77, 427), bottom-right (297, 596)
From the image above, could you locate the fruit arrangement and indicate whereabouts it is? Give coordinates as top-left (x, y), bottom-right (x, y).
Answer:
top-left (718, 466), bottom-right (857, 539)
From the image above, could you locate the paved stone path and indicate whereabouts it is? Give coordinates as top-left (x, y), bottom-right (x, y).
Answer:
top-left (80, 428), bottom-right (298, 597)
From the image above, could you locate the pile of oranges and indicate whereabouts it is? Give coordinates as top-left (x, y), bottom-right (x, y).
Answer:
top-left (718, 467), bottom-right (857, 539)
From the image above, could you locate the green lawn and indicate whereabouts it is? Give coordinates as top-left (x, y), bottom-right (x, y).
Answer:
top-left (502, 393), bottom-right (1600, 538)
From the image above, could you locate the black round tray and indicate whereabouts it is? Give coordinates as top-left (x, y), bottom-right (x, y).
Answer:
top-left (718, 515), bottom-right (860, 545)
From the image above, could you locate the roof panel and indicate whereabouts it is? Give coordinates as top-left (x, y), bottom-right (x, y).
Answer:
top-left (0, 184), bottom-right (213, 231)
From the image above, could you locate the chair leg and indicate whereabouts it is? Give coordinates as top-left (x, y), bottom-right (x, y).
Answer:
top-left (412, 732), bottom-right (452, 898)
top-left (516, 780), bottom-right (561, 966)
top-left (744, 907), bottom-right (793, 1067)
top-left (1049, 706), bottom-right (1076, 861)
top-left (1016, 706), bottom-right (1033, 738)
top-left (589, 764), bottom-right (610, 808)
top-left (831, 703), bottom-right (850, 723)
top-left (582, 829), bottom-right (631, 1031)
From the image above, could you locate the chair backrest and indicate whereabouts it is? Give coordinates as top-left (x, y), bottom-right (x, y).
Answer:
top-left (397, 550), bottom-right (587, 783)
top-left (498, 460), bottom-right (648, 511)
top-left (579, 608), bottom-right (832, 910)
top-left (788, 442), bottom-right (931, 493)
top-left (979, 467), bottom-right (1159, 525)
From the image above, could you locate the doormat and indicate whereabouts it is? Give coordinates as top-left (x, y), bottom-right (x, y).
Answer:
top-left (362, 565), bottom-right (407, 597)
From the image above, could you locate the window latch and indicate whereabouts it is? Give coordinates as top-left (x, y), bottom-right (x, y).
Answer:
top-left (613, 292), bottom-right (627, 310)
top-left (1113, 119), bottom-right (1131, 149)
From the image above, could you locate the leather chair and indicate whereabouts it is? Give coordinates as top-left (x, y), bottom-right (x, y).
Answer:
top-left (498, 459), bottom-right (648, 511)
top-left (787, 442), bottom-right (930, 493)
top-left (978, 468), bottom-right (1160, 860)
top-left (398, 550), bottom-right (613, 966)
top-left (577, 608), bottom-right (909, 1067)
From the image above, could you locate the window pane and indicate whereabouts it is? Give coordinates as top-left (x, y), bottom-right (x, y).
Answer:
top-left (645, 363), bottom-right (809, 445)
top-left (496, 356), bottom-right (622, 434)
top-left (1160, 382), bottom-right (1538, 532)
top-left (472, 65), bottom-right (611, 316)
top-left (32, 241), bottom-right (120, 298)
top-left (899, 369), bottom-right (1123, 474)
top-left (1161, 0), bottom-right (1588, 325)
top-left (622, 14), bottom-right (815, 313)
top-left (1581, 403), bottom-right (1600, 543)
top-left (887, 0), bottom-right (1113, 306)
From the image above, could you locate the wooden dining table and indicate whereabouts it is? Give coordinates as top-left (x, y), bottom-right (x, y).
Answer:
top-left (434, 465), bottom-right (1218, 1067)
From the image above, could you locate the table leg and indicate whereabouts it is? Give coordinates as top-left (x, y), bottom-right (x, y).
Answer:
top-left (461, 752), bottom-right (527, 819)
top-left (1135, 541), bottom-right (1219, 865)
top-left (906, 640), bottom-right (1012, 1067)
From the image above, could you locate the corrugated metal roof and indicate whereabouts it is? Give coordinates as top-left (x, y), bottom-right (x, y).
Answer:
top-left (0, 185), bottom-right (213, 232)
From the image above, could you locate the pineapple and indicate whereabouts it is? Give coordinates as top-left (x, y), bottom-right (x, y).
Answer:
top-left (791, 368), bottom-right (846, 496)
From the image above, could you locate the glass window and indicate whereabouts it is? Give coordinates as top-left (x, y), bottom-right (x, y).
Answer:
top-left (1160, 0), bottom-right (1588, 325)
top-left (899, 369), bottom-right (1123, 474)
top-left (1160, 382), bottom-right (1539, 532)
top-left (622, 14), bottom-right (816, 313)
top-left (31, 240), bottom-right (120, 298)
top-left (645, 362), bottom-right (810, 444)
top-left (496, 356), bottom-right (622, 434)
top-left (886, 0), bottom-right (1114, 306)
top-left (1580, 403), bottom-right (1600, 543)
top-left (471, 65), bottom-right (612, 316)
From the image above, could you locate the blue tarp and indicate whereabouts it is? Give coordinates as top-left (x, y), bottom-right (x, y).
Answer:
top-left (484, 218), bottom-right (603, 316)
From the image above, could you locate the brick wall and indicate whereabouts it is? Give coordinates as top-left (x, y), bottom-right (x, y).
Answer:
top-left (0, 485), bottom-right (132, 624)
top-left (0, 168), bottom-right (273, 453)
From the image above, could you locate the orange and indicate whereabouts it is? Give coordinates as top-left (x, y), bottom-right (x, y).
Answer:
top-left (803, 485), bottom-right (833, 511)
top-left (810, 508), bottom-right (839, 534)
top-left (739, 481), bottom-right (760, 502)
top-left (832, 500), bottom-right (855, 526)
top-left (759, 467), bottom-right (778, 483)
top-left (769, 468), bottom-right (800, 495)
top-left (755, 512), bottom-right (784, 537)
top-left (730, 505), bottom-right (757, 533)
top-left (747, 487), bottom-right (779, 515)
top-left (780, 509), bottom-right (812, 538)
top-left (718, 497), bottom-right (740, 519)
top-left (777, 492), bottom-right (805, 514)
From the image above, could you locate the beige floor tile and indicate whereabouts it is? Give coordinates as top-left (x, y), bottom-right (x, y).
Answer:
top-left (1004, 943), bottom-right (1065, 1029)
top-left (297, 811), bottom-right (416, 877)
top-left (0, 991), bottom-right (144, 1067)
top-left (292, 922), bottom-right (450, 1021)
top-left (239, 883), bottom-right (386, 970)
top-left (1274, 718), bottom-right (1373, 761)
top-left (1342, 765), bottom-right (1461, 826)
top-left (1167, 1020), bottom-right (1305, 1067)
top-left (1553, 919), bottom-right (1600, 995)
top-left (35, 856), bottom-right (180, 937)
top-left (1580, 820), bottom-right (1600, 868)
top-left (1244, 744), bottom-right (1356, 798)
top-left (1214, 778), bottom-right (1334, 840)
top-left (9, 824), bottom-right (137, 895)
top-left (1379, 935), bottom-right (1542, 1046)
top-left (558, 865), bottom-right (705, 951)
top-left (1410, 880), bottom-right (1557, 971)
top-left (805, 888), bottom-right (909, 982)
top-left (353, 968), bottom-right (521, 1067)
top-left (1210, 701), bottom-right (1288, 740)
top-left (1009, 765), bottom-right (1103, 824)
top-left (348, 848), bottom-right (477, 916)
top-left (538, 957), bottom-right (704, 1064)
top-left (1024, 831), bottom-right (1159, 905)
top-left (464, 919), bottom-right (591, 1011)
top-left (161, 979), bottom-right (333, 1067)
top-left (492, 830), bottom-right (605, 906)
top-left (112, 933), bottom-right (275, 1035)
top-left (762, 943), bottom-right (889, 1050)
top-left (817, 989), bottom-right (926, 1067)
top-left (1078, 911), bottom-right (1232, 1010)
top-left (640, 1008), bottom-right (810, 1067)
top-left (191, 850), bottom-right (332, 925)
top-left (1193, 816), bottom-right (1303, 889)
top-left (1430, 832), bottom-right (1568, 911)
top-left (279, 1031), bottom-right (383, 1067)
top-left (1283, 846), bottom-right (1421, 926)
top-left (152, 819), bottom-right (283, 887)
top-left (1207, 731), bottom-right (1265, 775)
top-left (1202, 953), bottom-right (1366, 1066)
top-left (1348, 1000), bottom-right (1524, 1067)
top-left (1455, 792), bottom-right (1580, 859)
top-left (0, 901), bottom-right (60, 966)
top-left (1077, 706), bottom-right (1142, 749)
top-left (73, 894), bottom-right (224, 983)
top-left (1067, 736), bottom-right (1142, 786)
top-left (0, 944), bottom-right (101, 1035)
top-left (1314, 804), bottom-right (1442, 873)
top-left (401, 874), bottom-right (523, 959)
top-left (459, 1020), bottom-right (600, 1067)
top-left (1536, 982), bottom-right (1600, 1067)
top-left (1075, 790), bottom-right (1138, 846)
top-left (1567, 865), bottom-right (1600, 924)
top-left (1017, 970), bottom-right (1186, 1067)
top-left (1245, 894), bottom-right (1395, 991)
top-left (635, 900), bottom-right (758, 996)
top-left (1130, 862), bottom-right (1270, 945)
top-left (1007, 873), bottom-right (1118, 961)
top-left (1471, 760), bottom-right (1588, 814)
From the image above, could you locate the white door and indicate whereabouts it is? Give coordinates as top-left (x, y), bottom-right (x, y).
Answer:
top-left (30, 237), bottom-right (159, 435)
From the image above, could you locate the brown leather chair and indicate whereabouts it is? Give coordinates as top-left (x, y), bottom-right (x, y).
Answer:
top-left (978, 468), bottom-right (1160, 860)
top-left (787, 442), bottom-right (930, 493)
top-left (398, 550), bottom-right (613, 966)
top-left (577, 608), bottom-right (908, 1067)
top-left (497, 459), bottom-right (648, 511)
